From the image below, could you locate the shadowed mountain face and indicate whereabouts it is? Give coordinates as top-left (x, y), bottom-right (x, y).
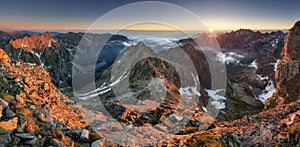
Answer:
top-left (178, 30), bottom-right (288, 121)
top-left (180, 29), bottom-right (286, 64)
top-left (0, 20), bottom-right (299, 146)
top-left (161, 43), bottom-right (211, 90)
top-left (216, 29), bottom-right (286, 58)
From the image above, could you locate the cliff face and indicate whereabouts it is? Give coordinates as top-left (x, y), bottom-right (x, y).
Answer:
top-left (265, 21), bottom-right (300, 109)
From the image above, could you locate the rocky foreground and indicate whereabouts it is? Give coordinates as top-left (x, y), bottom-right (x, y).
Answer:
top-left (0, 21), bottom-right (299, 146)
top-left (0, 48), bottom-right (105, 146)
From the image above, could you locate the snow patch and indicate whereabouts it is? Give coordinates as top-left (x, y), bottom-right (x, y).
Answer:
top-left (179, 73), bottom-right (201, 97)
top-left (77, 69), bottom-right (128, 100)
top-left (216, 52), bottom-right (244, 65)
top-left (248, 60), bottom-right (258, 69)
top-left (256, 75), bottom-right (269, 81)
top-left (205, 89), bottom-right (227, 109)
top-left (122, 41), bottom-right (134, 47)
top-left (33, 52), bottom-right (45, 69)
top-left (257, 80), bottom-right (275, 103)
top-left (201, 106), bottom-right (208, 112)
top-left (27, 63), bottom-right (36, 66)
top-left (79, 88), bottom-right (111, 100)
top-left (272, 59), bottom-right (280, 71)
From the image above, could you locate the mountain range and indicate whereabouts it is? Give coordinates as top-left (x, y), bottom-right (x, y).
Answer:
top-left (0, 21), bottom-right (299, 146)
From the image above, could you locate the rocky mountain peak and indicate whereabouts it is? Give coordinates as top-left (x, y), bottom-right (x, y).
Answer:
top-left (225, 28), bottom-right (259, 37)
top-left (135, 41), bottom-right (149, 48)
top-left (235, 29), bottom-right (256, 35)
top-left (9, 32), bottom-right (56, 52)
top-left (265, 21), bottom-right (300, 109)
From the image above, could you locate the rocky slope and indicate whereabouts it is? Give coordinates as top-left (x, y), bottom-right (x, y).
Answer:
top-left (0, 48), bottom-right (106, 146)
top-left (158, 99), bottom-right (300, 146)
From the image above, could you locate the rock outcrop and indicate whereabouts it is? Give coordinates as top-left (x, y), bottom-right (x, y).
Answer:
top-left (265, 21), bottom-right (300, 109)
top-left (0, 48), bottom-right (10, 65)
top-left (9, 32), bottom-right (56, 52)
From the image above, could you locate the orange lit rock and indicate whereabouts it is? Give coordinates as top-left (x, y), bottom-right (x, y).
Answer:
top-left (0, 117), bottom-right (18, 132)
top-left (0, 48), bottom-right (10, 65)
top-left (38, 113), bottom-right (46, 122)
top-left (0, 105), bottom-right (2, 119)
top-left (44, 83), bottom-right (50, 91)
top-left (2, 60), bottom-right (89, 129)
top-left (16, 95), bottom-right (26, 106)
top-left (10, 32), bottom-right (56, 52)
top-left (6, 31), bottom-right (17, 35)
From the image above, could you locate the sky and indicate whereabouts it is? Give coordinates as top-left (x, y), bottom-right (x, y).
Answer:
top-left (0, 0), bottom-right (299, 31)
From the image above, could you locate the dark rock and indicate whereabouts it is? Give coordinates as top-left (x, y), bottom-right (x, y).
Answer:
top-left (91, 138), bottom-right (104, 147)
top-left (161, 43), bottom-right (211, 90)
top-left (190, 120), bottom-right (201, 127)
top-left (14, 133), bottom-right (36, 139)
top-left (24, 135), bottom-right (37, 145)
top-left (0, 98), bottom-right (8, 110)
top-left (0, 134), bottom-right (12, 146)
top-left (16, 114), bottom-right (26, 133)
top-left (66, 128), bottom-right (83, 139)
top-left (50, 138), bottom-right (64, 147)
top-left (10, 135), bottom-right (21, 146)
top-left (4, 108), bottom-right (15, 118)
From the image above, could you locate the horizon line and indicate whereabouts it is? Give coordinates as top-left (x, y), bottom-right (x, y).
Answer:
top-left (1, 28), bottom-right (289, 33)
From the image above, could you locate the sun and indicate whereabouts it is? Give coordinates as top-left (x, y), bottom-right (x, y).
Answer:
top-left (209, 28), bottom-right (214, 33)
